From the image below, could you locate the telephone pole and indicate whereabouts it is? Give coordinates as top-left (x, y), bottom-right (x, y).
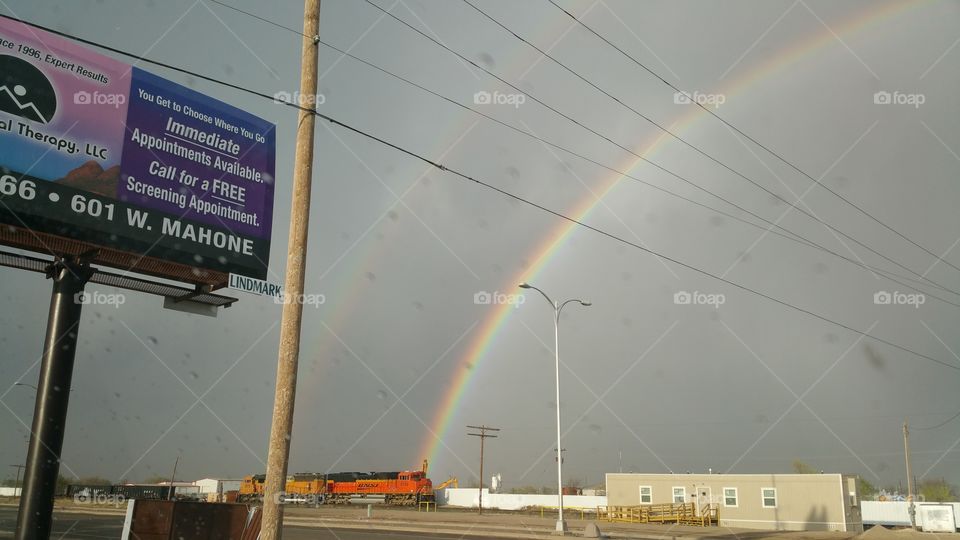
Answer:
top-left (261, 0), bottom-right (321, 538)
top-left (167, 456), bottom-right (179, 501)
top-left (467, 425), bottom-right (499, 515)
top-left (9, 465), bottom-right (24, 496)
top-left (903, 421), bottom-right (916, 529)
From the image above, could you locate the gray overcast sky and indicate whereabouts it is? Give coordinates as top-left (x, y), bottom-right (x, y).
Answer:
top-left (1, 0), bottom-right (959, 492)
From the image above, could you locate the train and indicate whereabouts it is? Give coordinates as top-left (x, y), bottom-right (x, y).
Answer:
top-left (238, 461), bottom-right (433, 506)
top-left (66, 484), bottom-right (187, 501)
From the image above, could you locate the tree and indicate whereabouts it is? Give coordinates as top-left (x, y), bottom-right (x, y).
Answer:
top-left (56, 474), bottom-right (73, 495)
top-left (565, 477), bottom-right (583, 489)
top-left (919, 478), bottom-right (957, 502)
top-left (76, 476), bottom-right (112, 486)
top-left (857, 477), bottom-right (878, 500)
top-left (791, 460), bottom-right (818, 474)
top-left (143, 475), bottom-right (171, 484)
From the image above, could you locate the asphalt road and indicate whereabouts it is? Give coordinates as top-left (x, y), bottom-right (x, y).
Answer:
top-left (0, 507), bottom-right (520, 539)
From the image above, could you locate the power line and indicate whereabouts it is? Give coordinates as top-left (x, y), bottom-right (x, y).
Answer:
top-left (361, 0), bottom-right (960, 299)
top-left (2, 14), bottom-right (958, 373)
top-left (307, 30), bottom-right (957, 302)
top-left (0, 14), bottom-right (311, 113)
top-left (203, 2), bottom-right (960, 303)
top-left (913, 409), bottom-right (960, 431)
top-left (303, 53), bottom-right (955, 303)
top-left (545, 0), bottom-right (960, 277)
top-left (458, 0), bottom-right (959, 294)
top-left (206, 0), bottom-right (309, 38)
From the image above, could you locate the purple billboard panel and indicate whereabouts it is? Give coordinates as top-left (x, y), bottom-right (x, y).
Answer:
top-left (0, 18), bottom-right (275, 281)
top-left (120, 68), bottom-right (275, 240)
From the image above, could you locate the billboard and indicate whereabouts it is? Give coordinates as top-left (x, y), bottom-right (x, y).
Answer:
top-left (0, 18), bottom-right (275, 281)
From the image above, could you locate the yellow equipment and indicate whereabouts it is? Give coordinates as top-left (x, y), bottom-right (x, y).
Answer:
top-left (434, 477), bottom-right (459, 490)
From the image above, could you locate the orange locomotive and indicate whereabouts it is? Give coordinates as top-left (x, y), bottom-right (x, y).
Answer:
top-left (239, 461), bottom-right (433, 506)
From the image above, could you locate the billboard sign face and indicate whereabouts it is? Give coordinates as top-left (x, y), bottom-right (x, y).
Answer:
top-left (0, 18), bottom-right (275, 280)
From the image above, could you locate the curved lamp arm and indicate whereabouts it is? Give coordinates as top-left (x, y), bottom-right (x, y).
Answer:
top-left (519, 282), bottom-right (591, 315)
top-left (519, 282), bottom-right (553, 308)
top-left (558, 298), bottom-right (591, 316)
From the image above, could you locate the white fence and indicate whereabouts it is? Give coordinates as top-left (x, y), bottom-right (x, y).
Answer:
top-left (0, 487), bottom-right (21, 496)
top-left (436, 488), bottom-right (606, 512)
top-left (862, 501), bottom-right (960, 530)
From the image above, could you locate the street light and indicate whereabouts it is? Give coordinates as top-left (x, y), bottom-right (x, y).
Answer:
top-left (518, 282), bottom-right (591, 535)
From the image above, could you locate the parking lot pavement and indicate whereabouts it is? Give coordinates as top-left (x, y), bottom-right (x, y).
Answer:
top-left (0, 507), bottom-right (123, 539)
top-left (0, 503), bottom-right (870, 540)
top-left (0, 506), bottom-right (556, 540)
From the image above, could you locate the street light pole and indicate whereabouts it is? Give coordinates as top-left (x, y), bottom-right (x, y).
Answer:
top-left (518, 282), bottom-right (591, 535)
top-left (552, 299), bottom-right (563, 529)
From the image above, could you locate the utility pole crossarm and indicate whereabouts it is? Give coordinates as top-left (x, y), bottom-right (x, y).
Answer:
top-left (467, 425), bottom-right (499, 515)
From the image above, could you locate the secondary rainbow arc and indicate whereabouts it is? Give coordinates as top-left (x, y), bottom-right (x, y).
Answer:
top-left (418, 0), bottom-right (924, 473)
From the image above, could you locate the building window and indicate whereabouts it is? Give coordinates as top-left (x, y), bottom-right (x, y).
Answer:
top-left (723, 487), bottom-right (738, 507)
top-left (762, 488), bottom-right (777, 508)
top-left (673, 487), bottom-right (686, 504)
top-left (639, 486), bottom-right (652, 504)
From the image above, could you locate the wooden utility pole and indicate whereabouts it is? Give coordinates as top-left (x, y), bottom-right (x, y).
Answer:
top-left (903, 421), bottom-right (916, 529)
top-left (167, 456), bottom-right (179, 501)
top-left (467, 425), bottom-right (499, 515)
top-left (261, 1), bottom-right (321, 537)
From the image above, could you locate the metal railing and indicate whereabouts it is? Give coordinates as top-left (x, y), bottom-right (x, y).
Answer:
top-left (597, 502), bottom-right (719, 526)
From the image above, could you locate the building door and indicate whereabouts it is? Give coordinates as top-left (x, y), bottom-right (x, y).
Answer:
top-left (696, 486), bottom-right (712, 513)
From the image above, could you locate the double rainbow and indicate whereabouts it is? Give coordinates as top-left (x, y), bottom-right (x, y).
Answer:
top-left (419, 0), bottom-right (924, 474)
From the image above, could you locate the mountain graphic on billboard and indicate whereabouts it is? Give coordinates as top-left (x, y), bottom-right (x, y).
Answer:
top-left (57, 161), bottom-right (121, 198)
top-left (0, 54), bottom-right (57, 123)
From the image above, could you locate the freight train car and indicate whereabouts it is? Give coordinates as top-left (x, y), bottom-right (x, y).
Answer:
top-left (238, 462), bottom-right (432, 506)
top-left (67, 484), bottom-right (175, 501)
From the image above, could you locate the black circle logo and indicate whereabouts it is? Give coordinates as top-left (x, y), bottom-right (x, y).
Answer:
top-left (0, 54), bottom-right (57, 123)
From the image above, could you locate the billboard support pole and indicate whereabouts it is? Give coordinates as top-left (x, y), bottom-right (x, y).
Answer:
top-left (15, 256), bottom-right (92, 540)
top-left (260, 0), bottom-right (320, 538)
